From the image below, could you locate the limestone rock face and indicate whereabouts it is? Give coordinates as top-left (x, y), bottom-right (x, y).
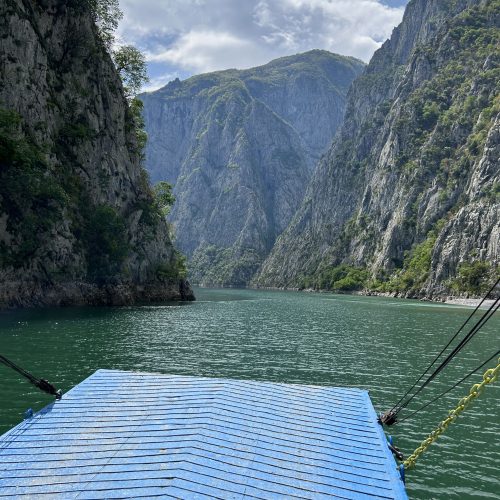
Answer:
top-left (141, 51), bottom-right (364, 285)
top-left (0, 0), bottom-right (193, 307)
top-left (255, 0), bottom-right (499, 298)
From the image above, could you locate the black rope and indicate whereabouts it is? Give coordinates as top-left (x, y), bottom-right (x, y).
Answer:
top-left (396, 297), bottom-right (500, 412)
top-left (396, 348), bottom-right (500, 424)
top-left (390, 277), bottom-right (500, 413)
top-left (379, 278), bottom-right (500, 426)
top-left (0, 354), bottom-right (62, 399)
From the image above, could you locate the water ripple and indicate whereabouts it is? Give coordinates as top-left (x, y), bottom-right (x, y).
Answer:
top-left (0, 287), bottom-right (498, 499)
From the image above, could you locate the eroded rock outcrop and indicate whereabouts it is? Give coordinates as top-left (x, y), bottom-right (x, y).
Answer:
top-left (255, 0), bottom-right (499, 298)
top-left (0, 0), bottom-right (194, 307)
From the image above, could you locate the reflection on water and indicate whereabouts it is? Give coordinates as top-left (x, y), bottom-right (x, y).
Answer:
top-left (0, 287), bottom-right (498, 499)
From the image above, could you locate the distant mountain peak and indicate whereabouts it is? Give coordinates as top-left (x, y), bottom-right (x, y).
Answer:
top-left (141, 51), bottom-right (364, 285)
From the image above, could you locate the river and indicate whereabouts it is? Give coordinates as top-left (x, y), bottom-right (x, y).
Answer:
top-left (0, 287), bottom-right (498, 499)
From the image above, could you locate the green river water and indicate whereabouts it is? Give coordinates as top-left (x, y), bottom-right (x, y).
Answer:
top-left (0, 287), bottom-right (498, 499)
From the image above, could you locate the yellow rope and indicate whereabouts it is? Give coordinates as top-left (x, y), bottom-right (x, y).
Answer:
top-left (403, 356), bottom-right (500, 469)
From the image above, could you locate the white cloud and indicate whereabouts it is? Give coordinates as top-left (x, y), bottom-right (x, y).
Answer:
top-left (148, 30), bottom-right (269, 73)
top-left (118, 0), bottom-right (405, 86)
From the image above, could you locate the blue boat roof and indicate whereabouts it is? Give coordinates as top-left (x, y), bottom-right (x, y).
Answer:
top-left (0, 369), bottom-right (407, 499)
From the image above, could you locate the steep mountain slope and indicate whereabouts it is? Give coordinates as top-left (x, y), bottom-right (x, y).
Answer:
top-left (255, 0), bottom-right (499, 298)
top-left (0, 0), bottom-right (193, 307)
top-left (141, 51), bottom-right (364, 285)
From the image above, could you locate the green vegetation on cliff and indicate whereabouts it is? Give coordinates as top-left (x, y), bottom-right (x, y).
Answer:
top-left (83, 205), bottom-right (129, 282)
top-left (394, 1), bottom-right (500, 197)
top-left (0, 0), bottom-right (193, 307)
top-left (255, 0), bottom-right (500, 298)
top-left (378, 222), bottom-right (445, 295)
top-left (299, 265), bottom-right (369, 292)
top-left (297, 227), bottom-right (496, 298)
top-left (0, 109), bottom-right (68, 268)
top-left (0, 107), bottom-right (184, 284)
top-left (450, 261), bottom-right (498, 296)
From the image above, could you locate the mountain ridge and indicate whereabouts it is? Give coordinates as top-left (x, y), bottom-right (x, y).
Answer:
top-left (141, 50), bottom-right (365, 285)
top-left (254, 0), bottom-right (499, 299)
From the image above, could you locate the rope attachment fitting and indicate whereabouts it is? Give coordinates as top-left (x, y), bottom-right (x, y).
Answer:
top-left (35, 379), bottom-right (63, 399)
top-left (0, 354), bottom-right (63, 400)
top-left (379, 409), bottom-right (398, 426)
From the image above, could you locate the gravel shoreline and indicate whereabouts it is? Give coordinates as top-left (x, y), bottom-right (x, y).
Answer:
top-left (444, 298), bottom-right (496, 308)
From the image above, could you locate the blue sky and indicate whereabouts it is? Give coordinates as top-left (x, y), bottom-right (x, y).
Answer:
top-left (117, 0), bottom-right (410, 92)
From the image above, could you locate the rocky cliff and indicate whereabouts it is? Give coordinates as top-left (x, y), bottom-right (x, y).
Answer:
top-left (141, 51), bottom-right (365, 285)
top-left (255, 0), bottom-right (499, 299)
top-left (0, 0), bottom-right (194, 307)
